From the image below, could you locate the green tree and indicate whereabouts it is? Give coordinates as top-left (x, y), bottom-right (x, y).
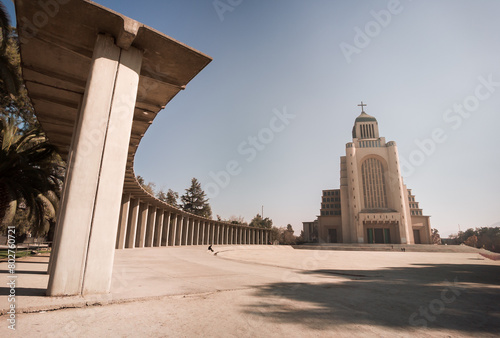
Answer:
top-left (431, 228), bottom-right (441, 245)
top-left (464, 235), bottom-right (478, 248)
top-left (249, 214), bottom-right (272, 229)
top-left (296, 230), bottom-right (306, 244)
top-left (270, 225), bottom-right (296, 245)
top-left (0, 117), bottom-right (64, 236)
top-left (0, 3), bottom-right (20, 99)
top-left (228, 215), bottom-right (247, 225)
top-left (0, 27), bottom-right (36, 129)
top-left (165, 189), bottom-right (179, 208)
top-left (0, 8), bottom-right (64, 237)
top-left (156, 189), bottom-right (167, 202)
top-left (448, 227), bottom-right (500, 253)
top-left (137, 175), bottom-right (155, 195)
top-left (181, 178), bottom-right (212, 218)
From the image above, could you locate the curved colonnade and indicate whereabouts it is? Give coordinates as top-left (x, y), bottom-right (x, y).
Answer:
top-left (14, 0), bottom-right (269, 296)
top-left (118, 188), bottom-right (269, 249)
top-left (118, 174), bottom-right (270, 249)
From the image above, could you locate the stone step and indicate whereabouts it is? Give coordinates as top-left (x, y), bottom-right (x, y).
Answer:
top-left (293, 243), bottom-right (486, 253)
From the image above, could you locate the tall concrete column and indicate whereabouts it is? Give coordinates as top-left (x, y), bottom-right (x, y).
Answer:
top-left (153, 209), bottom-right (164, 247)
top-left (125, 198), bottom-right (140, 249)
top-left (200, 221), bottom-right (205, 245)
top-left (116, 194), bottom-right (131, 249)
top-left (182, 217), bottom-right (188, 245)
top-left (136, 202), bottom-right (149, 248)
top-left (162, 212), bottom-right (170, 246)
top-left (188, 218), bottom-right (194, 245)
top-left (175, 215), bottom-right (183, 246)
top-left (185, 217), bottom-right (190, 245)
top-left (47, 34), bottom-right (143, 296)
top-left (145, 206), bottom-right (156, 247)
top-left (162, 212), bottom-right (169, 246)
top-left (194, 219), bottom-right (200, 245)
top-left (265, 231), bottom-right (269, 245)
top-left (171, 214), bottom-right (178, 246)
top-left (207, 222), bottom-right (212, 244)
top-left (168, 213), bottom-right (176, 246)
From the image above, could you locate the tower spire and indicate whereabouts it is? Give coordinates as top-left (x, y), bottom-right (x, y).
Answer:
top-left (358, 101), bottom-right (367, 113)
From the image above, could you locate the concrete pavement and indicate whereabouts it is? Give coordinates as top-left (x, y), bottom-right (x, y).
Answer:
top-left (1, 245), bottom-right (499, 337)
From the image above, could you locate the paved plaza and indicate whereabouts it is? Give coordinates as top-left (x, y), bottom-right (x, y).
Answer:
top-left (1, 246), bottom-right (499, 337)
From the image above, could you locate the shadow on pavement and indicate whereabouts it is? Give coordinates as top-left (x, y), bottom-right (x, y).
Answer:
top-left (244, 263), bottom-right (500, 334)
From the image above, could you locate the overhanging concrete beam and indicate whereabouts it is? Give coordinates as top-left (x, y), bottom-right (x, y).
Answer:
top-left (15, 0), bottom-right (212, 296)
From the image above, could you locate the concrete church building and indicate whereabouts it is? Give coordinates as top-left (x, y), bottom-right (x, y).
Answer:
top-left (303, 103), bottom-right (432, 245)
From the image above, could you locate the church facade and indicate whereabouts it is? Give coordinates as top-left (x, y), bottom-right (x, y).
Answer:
top-left (303, 104), bottom-right (432, 244)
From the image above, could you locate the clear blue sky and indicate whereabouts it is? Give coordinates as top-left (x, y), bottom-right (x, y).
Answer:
top-left (7, 0), bottom-right (500, 237)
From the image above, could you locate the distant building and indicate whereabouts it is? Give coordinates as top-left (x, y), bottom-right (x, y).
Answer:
top-left (302, 220), bottom-right (319, 242)
top-left (303, 103), bottom-right (432, 244)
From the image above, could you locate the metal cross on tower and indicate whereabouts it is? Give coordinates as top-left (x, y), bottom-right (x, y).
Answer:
top-left (358, 101), bottom-right (367, 113)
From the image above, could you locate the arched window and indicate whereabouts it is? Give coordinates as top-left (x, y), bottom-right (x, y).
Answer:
top-left (361, 158), bottom-right (387, 209)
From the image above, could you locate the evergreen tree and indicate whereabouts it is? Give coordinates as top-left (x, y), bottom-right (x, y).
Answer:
top-left (181, 178), bottom-right (212, 218)
top-left (165, 189), bottom-right (179, 208)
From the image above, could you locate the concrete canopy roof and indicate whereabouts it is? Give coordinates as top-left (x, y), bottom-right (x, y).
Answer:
top-left (15, 0), bottom-right (212, 211)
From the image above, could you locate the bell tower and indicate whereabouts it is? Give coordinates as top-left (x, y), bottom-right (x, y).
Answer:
top-left (352, 101), bottom-right (380, 140)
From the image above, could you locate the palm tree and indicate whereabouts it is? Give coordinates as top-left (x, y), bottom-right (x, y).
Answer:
top-left (0, 1), bottom-right (19, 96)
top-left (0, 117), bottom-right (64, 236)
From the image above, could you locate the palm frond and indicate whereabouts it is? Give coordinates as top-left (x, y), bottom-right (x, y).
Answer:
top-left (0, 117), bottom-right (64, 235)
top-left (0, 52), bottom-right (19, 95)
top-left (0, 1), bottom-right (11, 52)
